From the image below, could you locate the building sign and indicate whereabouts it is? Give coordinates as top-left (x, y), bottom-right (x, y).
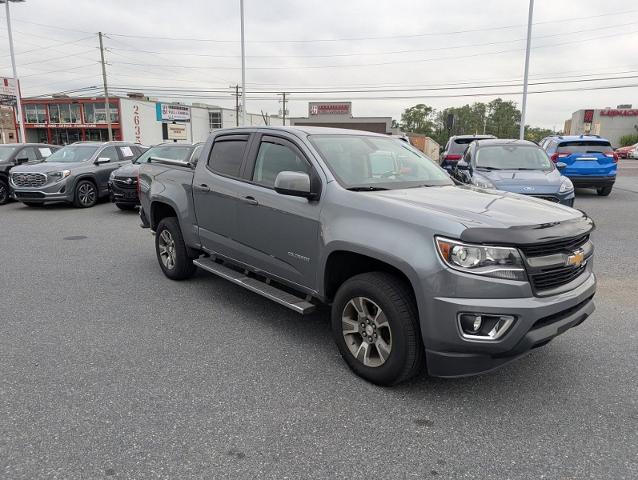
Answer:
top-left (166, 123), bottom-right (187, 140)
top-left (25, 123), bottom-right (117, 129)
top-left (309, 102), bottom-right (352, 116)
top-left (600, 109), bottom-right (638, 117)
top-left (0, 78), bottom-right (17, 107)
top-left (583, 109), bottom-right (594, 123)
top-left (617, 104), bottom-right (632, 109)
top-left (156, 103), bottom-right (190, 122)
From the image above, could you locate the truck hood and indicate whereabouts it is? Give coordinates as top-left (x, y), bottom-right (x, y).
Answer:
top-left (10, 162), bottom-right (86, 173)
top-left (370, 185), bottom-right (580, 229)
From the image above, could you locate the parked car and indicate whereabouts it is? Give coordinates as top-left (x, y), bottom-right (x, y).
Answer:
top-left (10, 141), bottom-right (145, 208)
top-left (615, 143), bottom-right (638, 159)
top-left (109, 143), bottom-right (202, 210)
top-left (138, 126), bottom-right (596, 386)
top-left (440, 134), bottom-right (496, 171)
top-left (0, 143), bottom-right (59, 205)
top-left (452, 139), bottom-right (575, 206)
top-left (542, 135), bottom-right (617, 196)
top-left (629, 148), bottom-right (638, 159)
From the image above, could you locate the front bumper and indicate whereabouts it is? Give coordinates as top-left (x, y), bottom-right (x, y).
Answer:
top-left (422, 270), bottom-right (596, 377)
top-left (568, 175), bottom-right (615, 188)
top-left (108, 181), bottom-right (139, 205)
top-left (11, 176), bottom-right (74, 204)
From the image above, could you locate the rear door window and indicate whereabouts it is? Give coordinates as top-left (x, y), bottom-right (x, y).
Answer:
top-left (98, 146), bottom-right (119, 162)
top-left (449, 139), bottom-right (473, 155)
top-left (207, 136), bottom-right (249, 178)
top-left (557, 141), bottom-right (612, 154)
top-left (18, 147), bottom-right (38, 162)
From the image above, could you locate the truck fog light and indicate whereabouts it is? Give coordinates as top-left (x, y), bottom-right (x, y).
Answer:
top-left (458, 313), bottom-right (515, 340)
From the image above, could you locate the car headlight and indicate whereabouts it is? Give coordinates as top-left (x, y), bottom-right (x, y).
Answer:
top-left (559, 177), bottom-right (574, 193)
top-left (471, 177), bottom-right (495, 189)
top-left (48, 170), bottom-right (71, 182)
top-left (436, 237), bottom-right (526, 281)
top-left (109, 171), bottom-right (116, 181)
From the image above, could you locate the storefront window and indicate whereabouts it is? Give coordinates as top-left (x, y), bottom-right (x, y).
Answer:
top-left (83, 102), bottom-right (119, 124)
top-left (209, 111), bottom-right (222, 130)
top-left (24, 104), bottom-right (47, 123)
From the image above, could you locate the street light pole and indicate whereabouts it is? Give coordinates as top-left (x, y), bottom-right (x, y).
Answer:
top-left (3, 0), bottom-right (26, 143)
top-left (240, 0), bottom-right (246, 126)
top-left (98, 32), bottom-right (113, 141)
top-left (519, 0), bottom-right (534, 140)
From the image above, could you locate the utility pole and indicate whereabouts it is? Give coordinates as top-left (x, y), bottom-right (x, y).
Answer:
top-left (3, 0), bottom-right (26, 143)
top-left (519, 0), bottom-right (534, 140)
top-left (98, 32), bottom-right (113, 141)
top-left (281, 92), bottom-right (287, 126)
top-left (239, 0), bottom-right (246, 126)
top-left (234, 84), bottom-right (239, 126)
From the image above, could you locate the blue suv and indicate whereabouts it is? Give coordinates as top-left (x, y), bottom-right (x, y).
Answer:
top-left (542, 135), bottom-right (617, 196)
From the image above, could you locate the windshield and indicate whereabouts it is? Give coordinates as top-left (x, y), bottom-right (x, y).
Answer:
top-left (309, 134), bottom-right (452, 189)
top-left (475, 145), bottom-right (553, 170)
top-left (44, 145), bottom-right (98, 163)
top-left (135, 145), bottom-right (193, 164)
top-left (557, 141), bottom-right (612, 154)
top-left (0, 145), bottom-right (18, 161)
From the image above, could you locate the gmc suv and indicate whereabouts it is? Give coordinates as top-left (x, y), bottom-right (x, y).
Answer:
top-left (0, 143), bottom-right (59, 205)
top-left (139, 126), bottom-right (596, 386)
top-left (10, 141), bottom-right (144, 208)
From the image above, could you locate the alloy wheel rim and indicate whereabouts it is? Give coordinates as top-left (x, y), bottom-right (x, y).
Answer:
top-left (158, 229), bottom-right (177, 270)
top-left (342, 296), bottom-right (392, 367)
top-left (78, 183), bottom-right (96, 206)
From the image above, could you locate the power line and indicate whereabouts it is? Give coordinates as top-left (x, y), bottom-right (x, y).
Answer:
top-left (0, 34), bottom-right (95, 58)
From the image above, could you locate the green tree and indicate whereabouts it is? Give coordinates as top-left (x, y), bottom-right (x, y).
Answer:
top-left (525, 126), bottom-right (557, 143)
top-left (486, 99), bottom-right (521, 138)
top-left (399, 104), bottom-right (436, 135)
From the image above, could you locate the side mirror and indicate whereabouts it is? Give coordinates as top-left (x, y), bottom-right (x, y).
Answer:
top-left (556, 161), bottom-right (567, 170)
top-left (457, 159), bottom-right (470, 170)
top-left (274, 171), bottom-right (315, 199)
top-left (95, 157), bottom-right (110, 164)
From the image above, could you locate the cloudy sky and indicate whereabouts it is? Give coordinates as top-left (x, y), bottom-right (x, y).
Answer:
top-left (0, 0), bottom-right (636, 129)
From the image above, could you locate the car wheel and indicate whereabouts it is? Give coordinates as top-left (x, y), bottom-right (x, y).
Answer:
top-left (331, 272), bottom-right (424, 386)
top-left (597, 186), bottom-right (612, 196)
top-left (155, 217), bottom-right (197, 280)
top-left (115, 203), bottom-right (137, 211)
top-left (73, 180), bottom-right (98, 208)
top-left (0, 179), bottom-right (9, 205)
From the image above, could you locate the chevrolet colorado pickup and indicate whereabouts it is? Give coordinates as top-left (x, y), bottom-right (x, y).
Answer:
top-left (139, 126), bottom-right (596, 386)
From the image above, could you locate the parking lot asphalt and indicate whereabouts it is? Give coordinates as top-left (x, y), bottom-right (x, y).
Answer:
top-left (1, 162), bottom-right (637, 479)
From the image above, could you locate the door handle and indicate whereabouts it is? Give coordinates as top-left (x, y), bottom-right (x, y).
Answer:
top-left (243, 196), bottom-right (258, 206)
top-left (194, 184), bottom-right (210, 192)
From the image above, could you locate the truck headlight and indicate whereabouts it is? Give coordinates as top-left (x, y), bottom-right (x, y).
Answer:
top-left (472, 177), bottom-right (495, 189)
top-left (48, 170), bottom-right (71, 183)
top-left (435, 237), bottom-right (526, 281)
top-left (559, 177), bottom-right (574, 193)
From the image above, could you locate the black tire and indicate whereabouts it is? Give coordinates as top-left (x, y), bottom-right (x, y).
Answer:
top-left (0, 179), bottom-right (9, 205)
top-left (115, 203), bottom-right (137, 211)
top-left (597, 186), bottom-right (612, 196)
top-left (73, 179), bottom-right (98, 208)
top-left (155, 217), bottom-right (197, 280)
top-left (331, 272), bottom-right (424, 386)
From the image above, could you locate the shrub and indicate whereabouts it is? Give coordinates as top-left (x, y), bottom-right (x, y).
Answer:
top-left (619, 134), bottom-right (638, 147)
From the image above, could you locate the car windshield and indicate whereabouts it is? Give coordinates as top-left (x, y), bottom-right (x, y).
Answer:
top-left (44, 145), bottom-right (98, 163)
top-left (0, 145), bottom-right (18, 161)
top-left (309, 134), bottom-right (452, 189)
top-left (135, 145), bottom-right (193, 164)
top-left (557, 141), bottom-right (612, 154)
top-left (475, 145), bottom-right (553, 171)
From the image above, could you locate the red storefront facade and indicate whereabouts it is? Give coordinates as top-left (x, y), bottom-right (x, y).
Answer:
top-left (21, 97), bottom-right (122, 145)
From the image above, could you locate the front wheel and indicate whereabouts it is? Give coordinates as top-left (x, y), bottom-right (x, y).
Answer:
top-left (73, 180), bottom-right (98, 208)
top-left (0, 179), bottom-right (9, 205)
top-left (331, 272), bottom-right (424, 386)
top-left (597, 186), bottom-right (612, 196)
top-left (155, 217), bottom-right (196, 280)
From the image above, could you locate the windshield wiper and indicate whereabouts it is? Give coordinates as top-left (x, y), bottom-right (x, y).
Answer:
top-left (512, 167), bottom-right (538, 170)
top-left (475, 166), bottom-right (501, 171)
top-left (346, 186), bottom-right (389, 191)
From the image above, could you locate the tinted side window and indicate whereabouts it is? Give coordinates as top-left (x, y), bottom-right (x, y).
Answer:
top-left (19, 147), bottom-right (38, 162)
top-left (252, 141), bottom-right (310, 187)
top-left (208, 138), bottom-right (248, 177)
top-left (99, 146), bottom-right (119, 162)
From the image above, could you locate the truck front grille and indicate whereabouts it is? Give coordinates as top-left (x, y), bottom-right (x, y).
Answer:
top-left (11, 172), bottom-right (47, 188)
top-left (528, 195), bottom-right (560, 203)
top-left (529, 263), bottom-right (588, 291)
top-left (519, 234), bottom-right (589, 257)
top-left (113, 177), bottom-right (137, 189)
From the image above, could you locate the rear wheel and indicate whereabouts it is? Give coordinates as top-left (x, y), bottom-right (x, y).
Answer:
top-left (0, 179), bottom-right (9, 205)
top-left (73, 180), bottom-right (98, 208)
top-left (597, 185), bottom-right (612, 196)
top-left (115, 203), bottom-right (137, 211)
top-left (331, 272), bottom-right (424, 386)
top-left (155, 217), bottom-right (197, 280)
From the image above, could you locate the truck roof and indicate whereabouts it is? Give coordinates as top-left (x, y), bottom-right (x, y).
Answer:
top-left (220, 125), bottom-right (390, 137)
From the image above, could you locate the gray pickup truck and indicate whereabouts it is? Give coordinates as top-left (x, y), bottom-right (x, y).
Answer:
top-left (139, 126), bottom-right (596, 386)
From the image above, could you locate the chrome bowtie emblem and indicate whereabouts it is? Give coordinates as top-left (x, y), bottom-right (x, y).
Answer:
top-left (566, 250), bottom-right (585, 267)
top-left (126, 178), bottom-right (133, 185)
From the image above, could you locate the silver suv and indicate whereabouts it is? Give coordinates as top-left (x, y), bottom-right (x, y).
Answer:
top-left (10, 141), bottom-right (144, 208)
